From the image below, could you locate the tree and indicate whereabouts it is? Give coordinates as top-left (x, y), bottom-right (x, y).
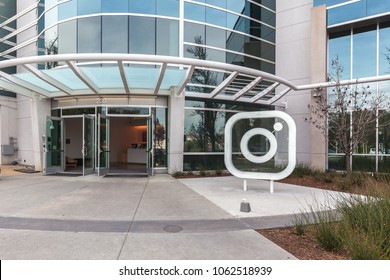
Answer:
top-left (307, 57), bottom-right (390, 172)
top-left (45, 36), bottom-right (58, 69)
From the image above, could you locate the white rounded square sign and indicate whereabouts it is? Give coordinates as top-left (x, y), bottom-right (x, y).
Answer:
top-left (224, 111), bottom-right (296, 181)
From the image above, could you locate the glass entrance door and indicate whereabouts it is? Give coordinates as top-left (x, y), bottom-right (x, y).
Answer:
top-left (147, 117), bottom-right (154, 176)
top-left (82, 114), bottom-right (95, 176)
top-left (44, 116), bottom-right (64, 174)
top-left (97, 114), bottom-right (110, 176)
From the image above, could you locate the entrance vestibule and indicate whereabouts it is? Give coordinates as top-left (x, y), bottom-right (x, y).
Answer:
top-left (44, 114), bottom-right (151, 176)
top-left (109, 117), bottom-right (148, 174)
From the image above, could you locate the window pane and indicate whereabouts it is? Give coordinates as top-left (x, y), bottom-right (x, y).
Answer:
top-left (129, 17), bottom-right (156, 54)
top-left (252, 0), bottom-right (276, 11)
top-left (379, 22), bottom-right (390, 76)
top-left (367, 0), bottom-right (390, 17)
top-left (102, 16), bottom-right (128, 53)
top-left (185, 2), bottom-right (205, 22)
top-left (58, 0), bottom-right (77, 20)
top-left (353, 26), bottom-right (377, 78)
top-left (329, 31), bottom-right (351, 80)
top-left (206, 26), bottom-right (226, 49)
top-left (78, 0), bottom-right (101, 15)
top-left (154, 107), bottom-right (167, 167)
top-left (206, 7), bottom-right (226, 27)
top-left (107, 107), bottom-right (150, 115)
top-left (327, 0), bottom-right (367, 26)
top-left (184, 22), bottom-right (206, 43)
top-left (157, 0), bottom-right (179, 17)
top-left (129, 0), bottom-right (156, 14)
top-left (206, 0), bottom-right (226, 9)
top-left (156, 19), bottom-right (179, 56)
top-left (78, 17), bottom-right (102, 53)
top-left (58, 20), bottom-right (77, 54)
top-left (227, 0), bottom-right (245, 14)
top-left (102, 0), bottom-right (128, 13)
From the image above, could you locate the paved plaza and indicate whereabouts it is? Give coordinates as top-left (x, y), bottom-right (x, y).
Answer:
top-left (0, 173), bottom-right (345, 259)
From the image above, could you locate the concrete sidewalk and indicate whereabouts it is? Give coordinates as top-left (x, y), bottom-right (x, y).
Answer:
top-left (0, 173), bottom-right (343, 260)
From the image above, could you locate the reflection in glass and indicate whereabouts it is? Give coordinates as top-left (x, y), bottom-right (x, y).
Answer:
top-left (206, 7), bottom-right (226, 27)
top-left (107, 107), bottom-right (150, 115)
top-left (353, 26), bottom-right (376, 78)
top-left (78, 17), bottom-right (102, 53)
top-left (102, 16), bottom-right (128, 53)
top-left (329, 31), bottom-right (351, 80)
top-left (185, 2), bottom-right (206, 22)
top-left (58, 0), bottom-right (77, 20)
top-left (129, 17), bottom-right (156, 55)
top-left (78, 0), bottom-right (101, 15)
top-left (153, 108), bottom-right (167, 167)
top-left (129, 0), bottom-right (156, 14)
top-left (379, 22), bottom-right (390, 76)
top-left (156, 19), bottom-right (179, 56)
top-left (102, 0), bottom-right (128, 13)
top-left (58, 20), bottom-right (77, 54)
top-left (157, 0), bottom-right (179, 17)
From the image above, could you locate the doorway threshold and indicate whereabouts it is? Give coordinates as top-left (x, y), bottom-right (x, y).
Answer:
top-left (46, 172), bottom-right (82, 177)
top-left (103, 172), bottom-right (148, 178)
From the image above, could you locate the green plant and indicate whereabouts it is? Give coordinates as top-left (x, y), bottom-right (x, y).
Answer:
top-left (214, 165), bottom-right (224, 176)
top-left (186, 171), bottom-right (194, 176)
top-left (292, 163), bottom-right (317, 178)
top-left (292, 214), bottom-right (308, 236)
top-left (172, 170), bottom-right (185, 177)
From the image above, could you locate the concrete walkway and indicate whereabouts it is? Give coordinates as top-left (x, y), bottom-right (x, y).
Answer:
top-left (0, 173), bottom-right (344, 260)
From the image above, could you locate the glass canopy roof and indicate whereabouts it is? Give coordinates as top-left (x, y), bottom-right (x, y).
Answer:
top-left (0, 54), bottom-right (302, 105)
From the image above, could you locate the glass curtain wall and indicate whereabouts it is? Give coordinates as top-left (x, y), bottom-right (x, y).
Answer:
top-left (184, 98), bottom-right (273, 171)
top-left (328, 21), bottom-right (390, 172)
top-left (42, 0), bottom-right (275, 72)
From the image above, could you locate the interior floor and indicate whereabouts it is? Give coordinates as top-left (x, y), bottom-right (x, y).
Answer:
top-left (109, 162), bottom-right (147, 174)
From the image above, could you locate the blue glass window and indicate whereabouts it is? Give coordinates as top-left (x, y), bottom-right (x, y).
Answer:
top-left (129, 0), bottom-right (155, 14)
top-left (184, 22), bottom-right (206, 43)
top-left (156, 19), bottom-right (179, 56)
top-left (206, 7), bottom-right (226, 27)
top-left (353, 26), bottom-right (377, 78)
top-left (78, 17), bottom-right (102, 53)
top-left (58, 20), bottom-right (77, 54)
top-left (102, 0), bottom-right (128, 13)
top-left (206, 0), bottom-right (226, 9)
top-left (379, 22), bottom-right (390, 76)
top-left (206, 26), bottom-right (226, 49)
top-left (327, 0), bottom-right (367, 26)
top-left (129, 17), bottom-right (156, 55)
top-left (157, 0), bottom-right (179, 17)
top-left (78, 0), bottom-right (102, 15)
top-left (227, 0), bottom-right (245, 14)
top-left (328, 31), bottom-right (351, 80)
top-left (185, 2), bottom-right (206, 22)
top-left (367, 0), bottom-right (390, 17)
top-left (58, 0), bottom-right (77, 20)
top-left (102, 16), bottom-right (128, 53)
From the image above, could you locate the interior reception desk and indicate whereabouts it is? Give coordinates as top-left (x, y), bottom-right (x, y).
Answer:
top-left (127, 146), bottom-right (147, 164)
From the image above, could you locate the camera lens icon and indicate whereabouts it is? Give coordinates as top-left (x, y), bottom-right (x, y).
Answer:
top-left (224, 111), bottom-right (296, 181)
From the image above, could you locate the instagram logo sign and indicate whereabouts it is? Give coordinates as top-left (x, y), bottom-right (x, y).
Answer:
top-left (224, 111), bottom-right (296, 181)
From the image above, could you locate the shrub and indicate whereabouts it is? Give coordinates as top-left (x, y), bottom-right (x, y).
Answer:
top-left (292, 163), bottom-right (317, 178)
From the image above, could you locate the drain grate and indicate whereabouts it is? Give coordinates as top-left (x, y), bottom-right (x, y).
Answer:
top-left (163, 225), bottom-right (183, 233)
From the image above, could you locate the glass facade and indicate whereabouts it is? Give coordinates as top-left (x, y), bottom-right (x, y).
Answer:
top-left (327, 13), bottom-right (390, 171)
top-left (41, 0), bottom-right (275, 72)
top-left (184, 98), bottom-right (273, 170)
top-left (314, 0), bottom-right (390, 26)
top-left (0, 0), bottom-right (17, 97)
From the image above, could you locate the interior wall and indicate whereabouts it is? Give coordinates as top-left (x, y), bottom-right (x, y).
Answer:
top-left (65, 118), bottom-right (82, 159)
top-left (110, 117), bottom-right (147, 163)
